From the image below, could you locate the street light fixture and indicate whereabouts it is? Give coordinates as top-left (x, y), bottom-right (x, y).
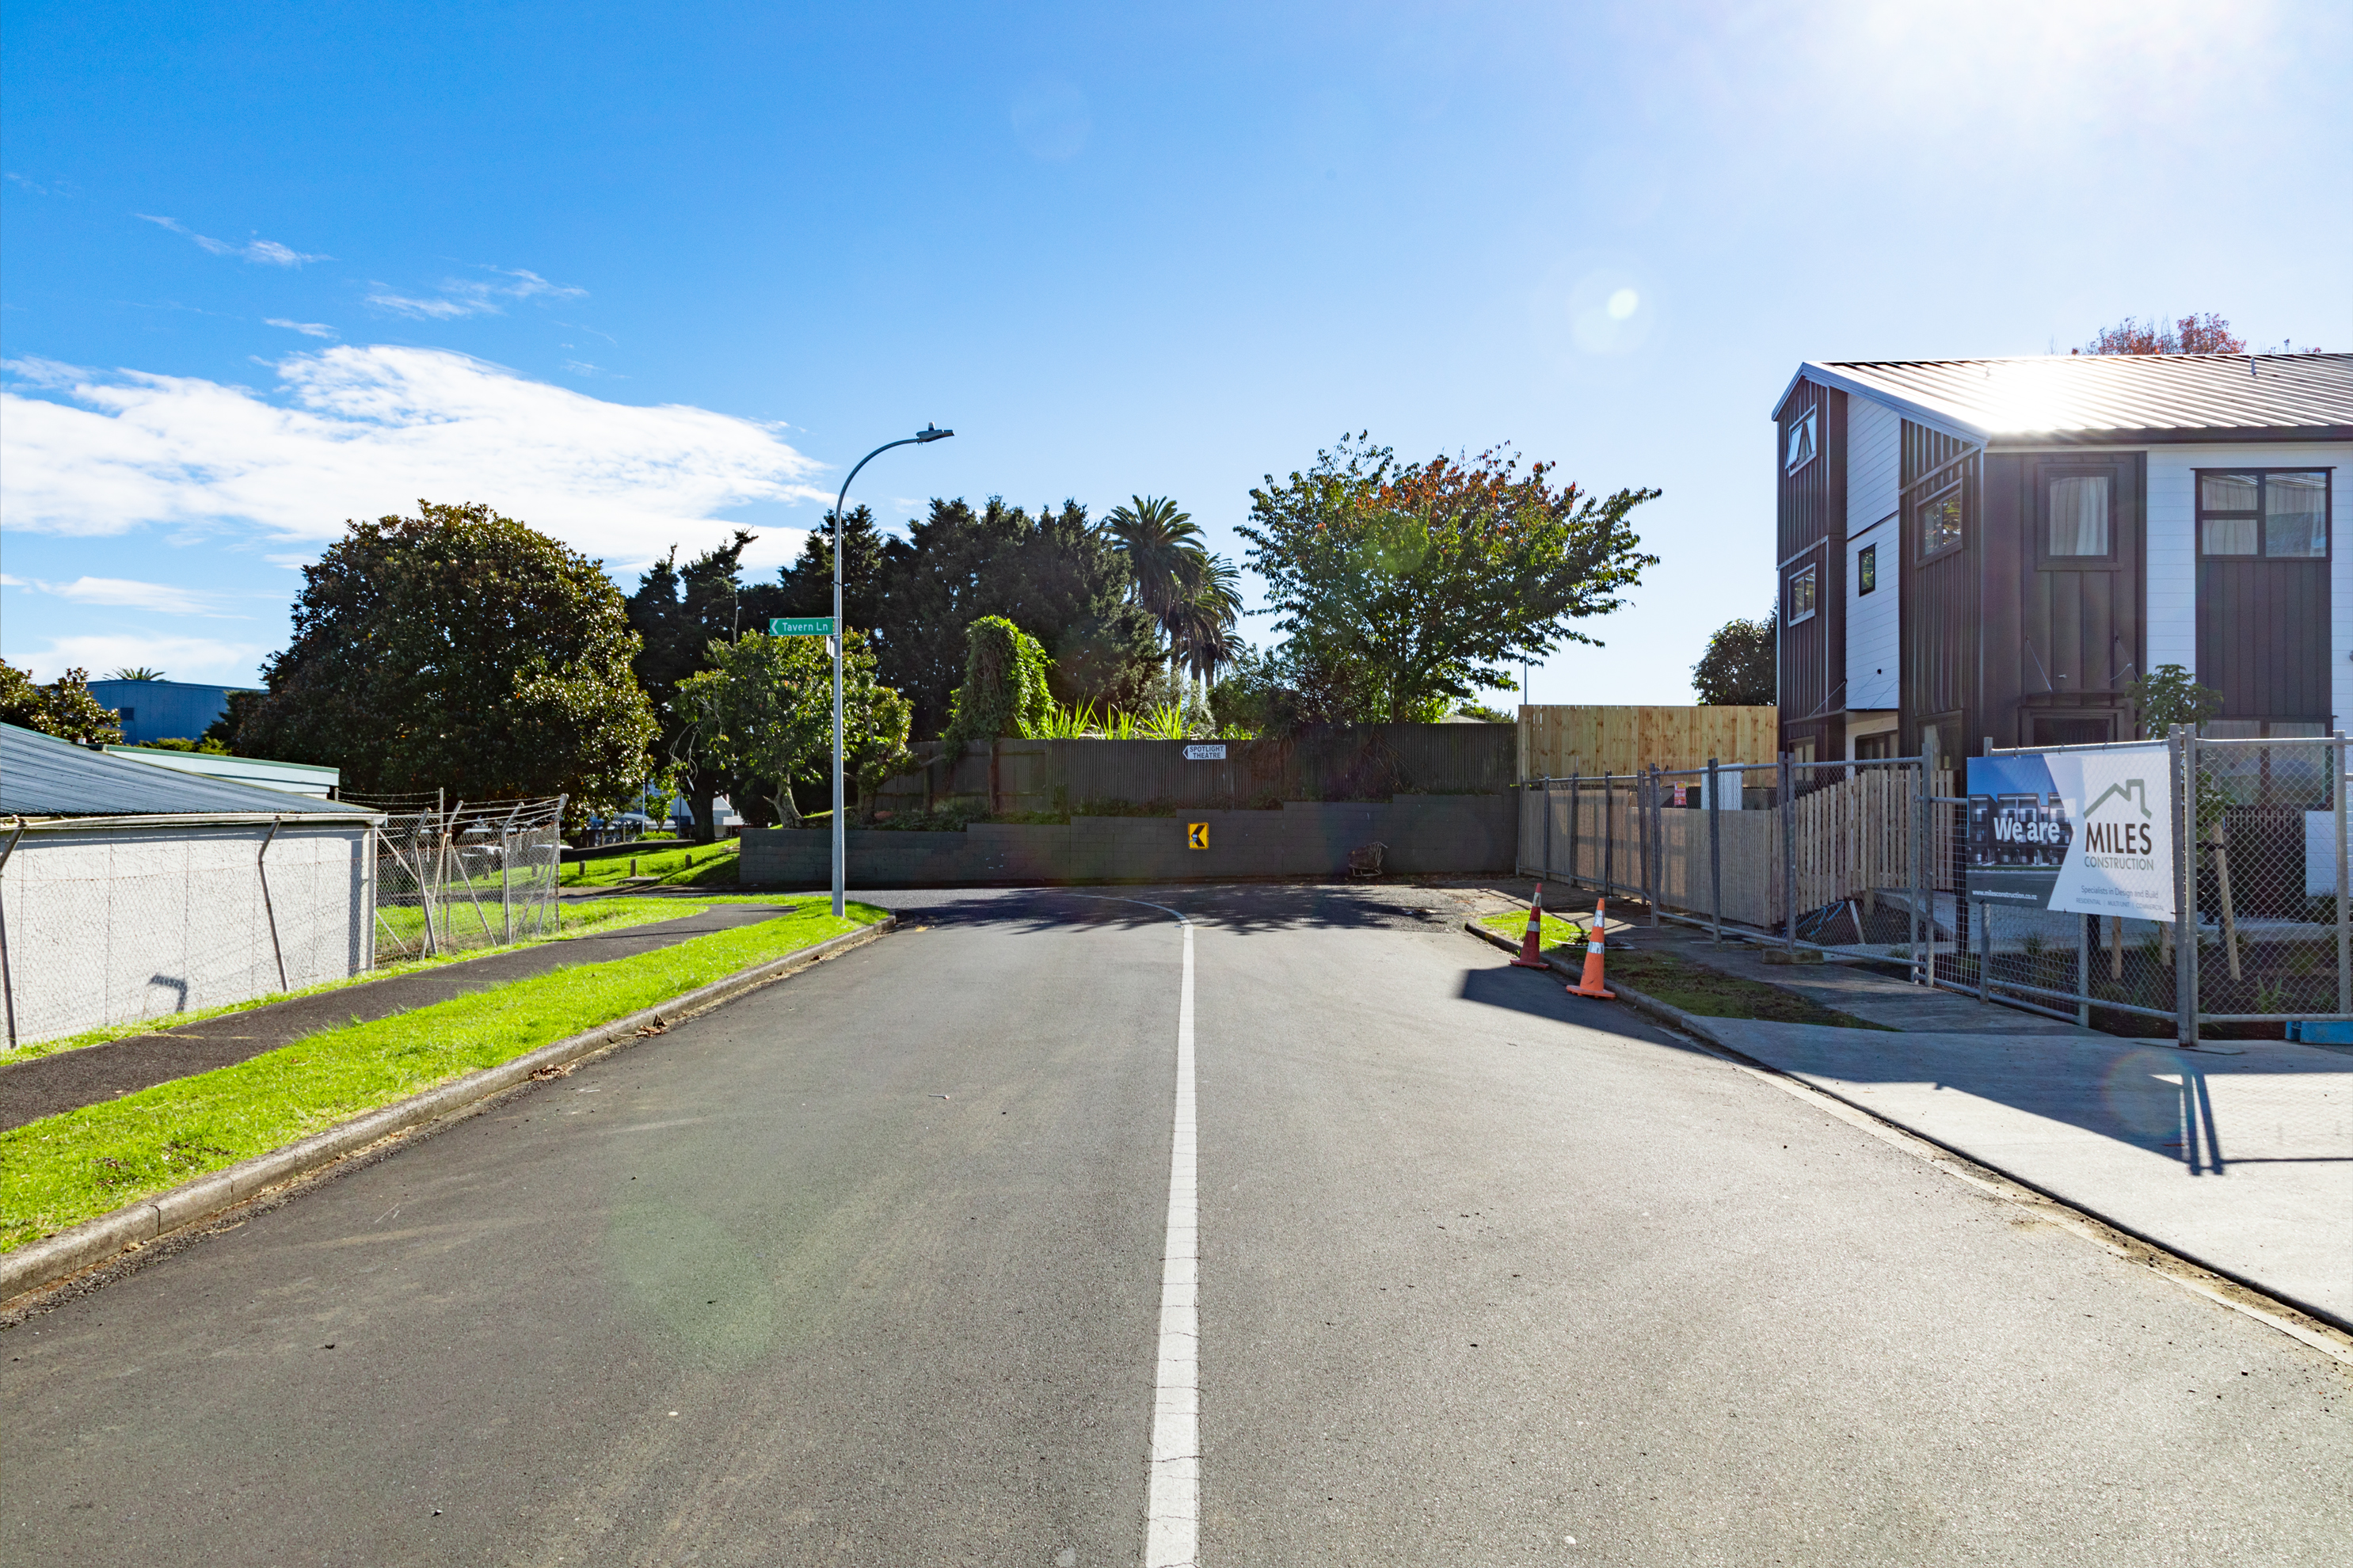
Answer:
top-left (829, 424), bottom-right (954, 917)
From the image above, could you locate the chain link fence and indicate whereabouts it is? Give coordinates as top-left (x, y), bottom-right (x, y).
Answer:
top-left (1518, 734), bottom-right (2353, 1042)
top-left (348, 793), bottom-right (566, 962)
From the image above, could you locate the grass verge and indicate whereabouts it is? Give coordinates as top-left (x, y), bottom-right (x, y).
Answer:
top-left (1475, 911), bottom-right (1892, 1030)
top-left (0, 900), bottom-right (886, 1252)
top-left (11, 897), bottom-right (741, 1064)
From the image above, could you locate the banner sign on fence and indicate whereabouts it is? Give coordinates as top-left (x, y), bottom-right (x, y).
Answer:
top-left (1966, 744), bottom-right (2173, 920)
top-left (1183, 744), bottom-right (1227, 760)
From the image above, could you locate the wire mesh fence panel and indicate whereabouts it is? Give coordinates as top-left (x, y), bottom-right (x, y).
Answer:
top-left (360, 797), bottom-right (565, 964)
top-left (2188, 735), bottom-right (2350, 1026)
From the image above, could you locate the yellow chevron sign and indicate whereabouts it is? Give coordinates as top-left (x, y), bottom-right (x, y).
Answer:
top-left (1186, 822), bottom-right (1209, 850)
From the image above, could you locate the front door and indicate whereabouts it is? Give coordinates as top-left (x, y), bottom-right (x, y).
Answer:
top-left (2195, 469), bottom-right (2334, 733)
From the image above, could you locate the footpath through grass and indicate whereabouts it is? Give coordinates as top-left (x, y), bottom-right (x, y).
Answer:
top-left (0, 900), bottom-right (886, 1253)
top-left (1475, 910), bottom-right (1890, 1031)
top-left (13, 896), bottom-right (744, 1064)
top-left (562, 839), bottom-right (740, 889)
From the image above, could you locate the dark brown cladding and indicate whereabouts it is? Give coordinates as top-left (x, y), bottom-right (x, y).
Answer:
top-left (1898, 421), bottom-right (1978, 760)
top-left (1774, 380), bottom-right (1845, 761)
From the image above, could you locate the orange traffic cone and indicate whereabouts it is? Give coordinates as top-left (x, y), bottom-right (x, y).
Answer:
top-left (1567, 898), bottom-right (1616, 999)
top-left (1510, 884), bottom-right (1553, 967)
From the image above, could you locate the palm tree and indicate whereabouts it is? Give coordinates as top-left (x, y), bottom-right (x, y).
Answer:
top-left (106, 666), bottom-right (166, 682)
top-left (1104, 495), bottom-right (1208, 631)
top-left (1166, 555), bottom-right (1243, 687)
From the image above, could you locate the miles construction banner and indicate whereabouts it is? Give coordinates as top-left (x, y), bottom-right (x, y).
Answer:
top-left (1966, 744), bottom-right (2175, 922)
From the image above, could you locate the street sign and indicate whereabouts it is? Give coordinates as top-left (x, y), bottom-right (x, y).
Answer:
top-left (769, 616), bottom-right (836, 637)
top-left (1186, 822), bottom-right (1209, 850)
top-left (1183, 743), bottom-right (1227, 760)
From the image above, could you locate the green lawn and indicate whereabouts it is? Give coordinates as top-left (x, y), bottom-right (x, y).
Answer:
top-left (1, 900), bottom-right (888, 1252)
top-left (1475, 910), bottom-right (1889, 1030)
top-left (561, 839), bottom-right (739, 888)
top-left (15, 897), bottom-right (743, 1064)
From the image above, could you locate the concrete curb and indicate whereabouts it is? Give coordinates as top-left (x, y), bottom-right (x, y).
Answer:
top-left (1, 915), bottom-right (895, 1308)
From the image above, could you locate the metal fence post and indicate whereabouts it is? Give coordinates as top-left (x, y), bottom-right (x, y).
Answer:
top-left (2076, 912), bottom-right (2090, 1028)
top-left (2172, 728), bottom-right (2194, 1047)
top-left (1780, 752), bottom-right (1795, 955)
top-left (2336, 732), bottom-right (2349, 1018)
top-left (1909, 761), bottom-right (1926, 985)
top-left (1541, 778), bottom-right (1553, 883)
top-left (1643, 766), bottom-right (1659, 927)
top-left (1602, 772), bottom-right (1615, 902)
top-left (1707, 756), bottom-right (1723, 945)
top-left (1977, 897), bottom-right (1991, 1003)
top-left (257, 815), bottom-right (288, 991)
top-left (1568, 772), bottom-right (1581, 891)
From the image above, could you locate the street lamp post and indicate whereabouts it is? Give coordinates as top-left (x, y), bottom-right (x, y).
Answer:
top-left (830, 424), bottom-right (954, 918)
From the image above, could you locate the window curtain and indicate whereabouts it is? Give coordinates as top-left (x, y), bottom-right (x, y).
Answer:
top-left (2047, 474), bottom-right (2110, 556)
top-left (2266, 471), bottom-right (2328, 558)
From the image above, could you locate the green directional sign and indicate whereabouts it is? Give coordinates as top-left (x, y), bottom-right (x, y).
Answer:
top-left (769, 616), bottom-right (836, 637)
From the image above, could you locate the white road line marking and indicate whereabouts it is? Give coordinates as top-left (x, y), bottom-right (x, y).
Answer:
top-left (1144, 918), bottom-right (1199, 1568)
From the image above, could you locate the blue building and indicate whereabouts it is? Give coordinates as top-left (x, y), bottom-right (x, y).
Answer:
top-left (86, 678), bottom-right (257, 745)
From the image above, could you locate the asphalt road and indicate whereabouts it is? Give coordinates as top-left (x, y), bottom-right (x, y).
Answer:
top-left (6, 884), bottom-right (2348, 1565)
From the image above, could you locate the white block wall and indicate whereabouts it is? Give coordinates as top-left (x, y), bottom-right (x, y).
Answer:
top-left (1845, 396), bottom-right (1902, 711)
top-left (1, 820), bottom-right (372, 1046)
top-left (2143, 441), bottom-right (2351, 728)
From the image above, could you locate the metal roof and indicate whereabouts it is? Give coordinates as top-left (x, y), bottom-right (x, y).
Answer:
top-left (1776, 352), bottom-right (2353, 445)
top-left (1, 724), bottom-right (373, 820)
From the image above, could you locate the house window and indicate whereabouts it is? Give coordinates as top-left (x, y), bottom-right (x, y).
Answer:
top-left (2200, 469), bottom-right (2331, 558)
top-left (1788, 563), bottom-right (1818, 623)
top-left (1857, 543), bottom-right (1877, 595)
top-left (1784, 406), bottom-right (1818, 474)
top-left (2046, 473), bottom-right (2112, 557)
top-left (1919, 481), bottom-right (1963, 558)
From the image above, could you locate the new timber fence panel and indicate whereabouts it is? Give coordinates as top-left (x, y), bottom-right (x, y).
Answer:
top-left (1517, 706), bottom-right (1777, 782)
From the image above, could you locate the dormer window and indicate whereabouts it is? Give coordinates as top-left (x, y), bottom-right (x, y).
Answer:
top-left (1784, 405), bottom-right (1819, 474)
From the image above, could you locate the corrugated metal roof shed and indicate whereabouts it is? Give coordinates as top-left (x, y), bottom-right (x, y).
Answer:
top-left (1, 724), bottom-right (373, 819)
top-left (1780, 352), bottom-right (2353, 444)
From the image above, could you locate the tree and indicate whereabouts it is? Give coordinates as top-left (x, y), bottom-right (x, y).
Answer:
top-left (870, 497), bottom-right (1158, 733)
top-left (773, 505), bottom-right (887, 630)
top-left (1, 662), bottom-right (122, 746)
top-left (2126, 663), bottom-right (2223, 737)
top-left (2077, 314), bottom-right (2246, 356)
top-left (1240, 435), bottom-right (1658, 723)
top-left (626, 530), bottom-right (784, 840)
top-left (1692, 609), bottom-right (1776, 706)
top-left (238, 501), bottom-right (655, 816)
top-left (105, 666), bottom-right (166, 682)
top-left (674, 630), bottom-right (912, 828)
top-left (940, 616), bottom-right (1054, 750)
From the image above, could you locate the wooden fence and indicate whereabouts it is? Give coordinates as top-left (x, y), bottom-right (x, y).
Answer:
top-left (1517, 706), bottom-right (1778, 782)
top-left (1519, 763), bottom-right (1934, 930)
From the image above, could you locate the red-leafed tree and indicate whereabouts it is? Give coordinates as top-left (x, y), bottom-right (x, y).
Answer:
top-left (2077, 314), bottom-right (2247, 355)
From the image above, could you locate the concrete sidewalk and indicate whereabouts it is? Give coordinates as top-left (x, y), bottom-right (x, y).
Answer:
top-left (1698, 1018), bottom-right (2353, 1329)
top-left (1472, 889), bottom-right (2353, 1331)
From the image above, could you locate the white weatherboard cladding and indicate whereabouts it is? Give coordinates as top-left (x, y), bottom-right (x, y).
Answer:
top-left (2, 820), bottom-right (371, 1045)
top-left (1845, 397), bottom-right (1902, 712)
top-left (2142, 441), bottom-right (2351, 726)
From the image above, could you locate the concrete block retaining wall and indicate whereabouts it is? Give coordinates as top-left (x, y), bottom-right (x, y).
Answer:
top-left (741, 795), bottom-right (1515, 888)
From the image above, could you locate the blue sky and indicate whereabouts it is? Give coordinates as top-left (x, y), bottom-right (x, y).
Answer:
top-left (5, 0), bottom-right (2347, 704)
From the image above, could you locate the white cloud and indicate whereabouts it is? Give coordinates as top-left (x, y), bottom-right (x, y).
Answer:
top-left (366, 266), bottom-right (585, 321)
top-left (265, 318), bottom-right (337, 339)
top-left (136, 213), bottom-right (328, 266)
top-left (0, 344), bottom-right (831, 569)
top-left (0, 573), bottom-right (29, 587)
top-left (8, 633), bottom-right (268, 685)
top-left (27, 576), bottom-right (226, 615)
